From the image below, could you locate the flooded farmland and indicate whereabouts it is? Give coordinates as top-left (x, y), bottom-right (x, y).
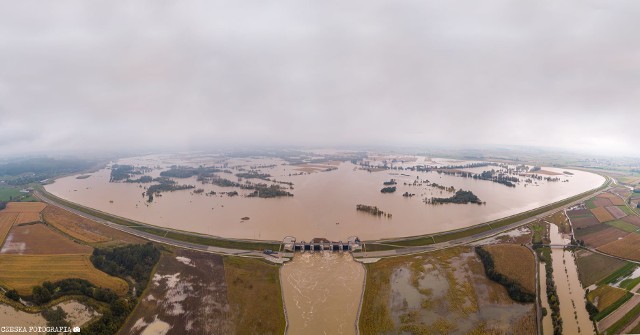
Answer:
top-left (280, 252), bottom-right (364, 334)
top-left (360, 246), bottom-right (536, 334)
top-left (548, 223), bottom-right (595, 334)
top-left (45, 153), bottom-right (605, 241)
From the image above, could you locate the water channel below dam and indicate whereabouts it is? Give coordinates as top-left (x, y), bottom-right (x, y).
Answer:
top-left (281, 252), bottom-right (365, 335)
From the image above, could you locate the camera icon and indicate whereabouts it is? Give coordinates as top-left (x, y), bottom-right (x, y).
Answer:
top-left (73, 326), bottom-right (81, 332)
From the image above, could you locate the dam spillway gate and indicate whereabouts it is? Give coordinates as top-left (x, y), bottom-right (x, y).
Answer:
top-left (282, 236), bottom-right (361, 253)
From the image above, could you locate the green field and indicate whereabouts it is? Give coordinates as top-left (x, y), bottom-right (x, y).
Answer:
top-left (606, 220), bottom-right (640, 233)
top-left (0, 187), bottom-right (36, 202)
top-left (223, 256), bottom-right (286, 335)
top-left (618, 206), bottom-right (635, 215)
top-left (598, 263), bottom-right (638, 286)
top-left (605, 299), bottom-right (640, 334)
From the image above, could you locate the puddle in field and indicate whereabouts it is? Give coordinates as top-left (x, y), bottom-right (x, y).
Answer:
top-left (387, 250), bottom-right (533, 334)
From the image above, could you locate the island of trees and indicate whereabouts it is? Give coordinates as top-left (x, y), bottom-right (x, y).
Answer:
top-left (380, 186), bottom-right (397, 193)
top-left (143, 178), bottom-right (195, 202)
top-left (109, 164), bottom-right (152, 182)
top-left (356, 204), bottom-right (392, 218)
top-left (426, 190), bottom-right (484, 205)
top-left (383, 179), bottom-right (397, 186)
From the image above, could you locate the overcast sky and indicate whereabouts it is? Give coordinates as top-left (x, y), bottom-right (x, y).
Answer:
top-left (0, 0), bottom-right (638, 157)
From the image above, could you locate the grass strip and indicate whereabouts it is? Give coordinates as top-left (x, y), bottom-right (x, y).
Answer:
top-left (604, 298), bottom-right (640, 334)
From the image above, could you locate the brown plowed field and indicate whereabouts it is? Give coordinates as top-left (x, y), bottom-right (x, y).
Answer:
top-left (621, 215), bottom-right (640, 227)
top-left (0, 213), bottom-right (18, 246)
top-left (2, 202), bottom-right (46, 213)
top-left (591, 207), bottom-right (616, 223)
top-left (605, 206), bottom-right (627, 220)
top-left (42, 205), bottom-right (144, 246)
top-left (568, 209), bottom-right (594, 218)
top-left (598, 193), bottom-right (626, 206)
top-left (593, 197), bottom-right (615, 207)
top-left (0, 223), bottom-right (92, 255)
top-left (571, 216), bottom-right (601, 229)
top-left (611, 187), bottom-right (632, 199)
top-left (576, 225), bottom-right (629, 248)
top-left (14, 212), bottom-right (41, 225)
top-left (598, 233), bottom-right (640, 261)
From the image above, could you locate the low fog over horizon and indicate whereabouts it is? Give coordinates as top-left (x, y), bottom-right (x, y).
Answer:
top-left (1, 1), bottom-right (639, 158)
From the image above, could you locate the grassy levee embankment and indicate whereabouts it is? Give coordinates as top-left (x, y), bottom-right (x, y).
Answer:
top-left (35, 186), bottom-right (280, 251)
top-left (366, 176), bottom-right (611, 250)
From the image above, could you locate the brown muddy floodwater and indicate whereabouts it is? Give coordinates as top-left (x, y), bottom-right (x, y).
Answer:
top-left (549, 223), bottom-right (595, 335)
top-left (45, 154), bottom-right (605, 241)
top-left (280, 252), bottom-right (364, 335)
top-left (540, 261), bottom-right (554, 335)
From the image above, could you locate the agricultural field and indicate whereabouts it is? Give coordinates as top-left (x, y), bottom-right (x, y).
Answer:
top-left (588, 285), bottom-right (630, 313)
top-left (598, 233), bottom-right (640, 261)
top-left (574, 224), bottom-right (629, 248)
top-left (567, 208), bottom-right (601, 228)
top-left (598, 294), bottom-right (640, 334)
top-left (359, 246), bottom-right (535, 334)
top-left (611, 186), bottom-right (632, 199)
top-left (42, 205), bottom-right (142, 245)
top-left (1, 202), bottom-right (46, 213)
top-left (0, 213), bottom-right (18, 246)
top-left (0, 254), bottom-right (128, 295)
top-left (621, 214), bottom-right (640, 227)
top-left (571, 216), bottom-right (601, 229)
top-left (605, 206), bottom-right (627, 220)
top-left (598, 192), bottom-right (626, 206)
top-left (483, 244), bottom-right (535, 294)
top-left (0, 223), bottom-right (92, 255)
top-left (591, 207), bottom-right (616, 223)
top-left (567, 208), bottom-right (593, 217)
top-left (13, 212), bottom-right (41, 225)
top-left (606, 220), bottom-right (640, 233)
top-left (223, 256), bottom-right (286, 335)
top-left (120, 249), bottom-right (235, 335)
top-left (592, 197), bottom-right (615, 208)
top-left (575, 250), bottom-right (626, 287)
top-left (0, 187), bottom-right (36, 202)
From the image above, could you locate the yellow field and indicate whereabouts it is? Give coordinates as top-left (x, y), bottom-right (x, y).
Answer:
top-left (0, 213), bottom-right (18, 246)
top-left (484, 244), bottom-right (536, 294)
top-left (14, 212), bottom-right (41, 225)
top-left (588, 285), bottom-right (628, 311)
top-left (591, 207), bottom-right (616, 223)
top-left (598, 234), bottom-right (640, 261)
top-left (0, 254), bottom-right (128, 295)
top-left (42, 206), bottom-right (110, 243)
top-left (2, 202), bottom-right (46, 213)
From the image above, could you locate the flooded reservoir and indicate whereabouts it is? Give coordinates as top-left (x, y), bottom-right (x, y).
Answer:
top-left (280, 252), bottom-right (364, 334)
top-left (45, 153), bottom-right (605, 241)
top-left (549, 223), bottom-right (595, 334)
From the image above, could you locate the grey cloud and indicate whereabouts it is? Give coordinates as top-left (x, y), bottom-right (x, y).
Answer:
top-left (0, 0), bottom-right (638, 156)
